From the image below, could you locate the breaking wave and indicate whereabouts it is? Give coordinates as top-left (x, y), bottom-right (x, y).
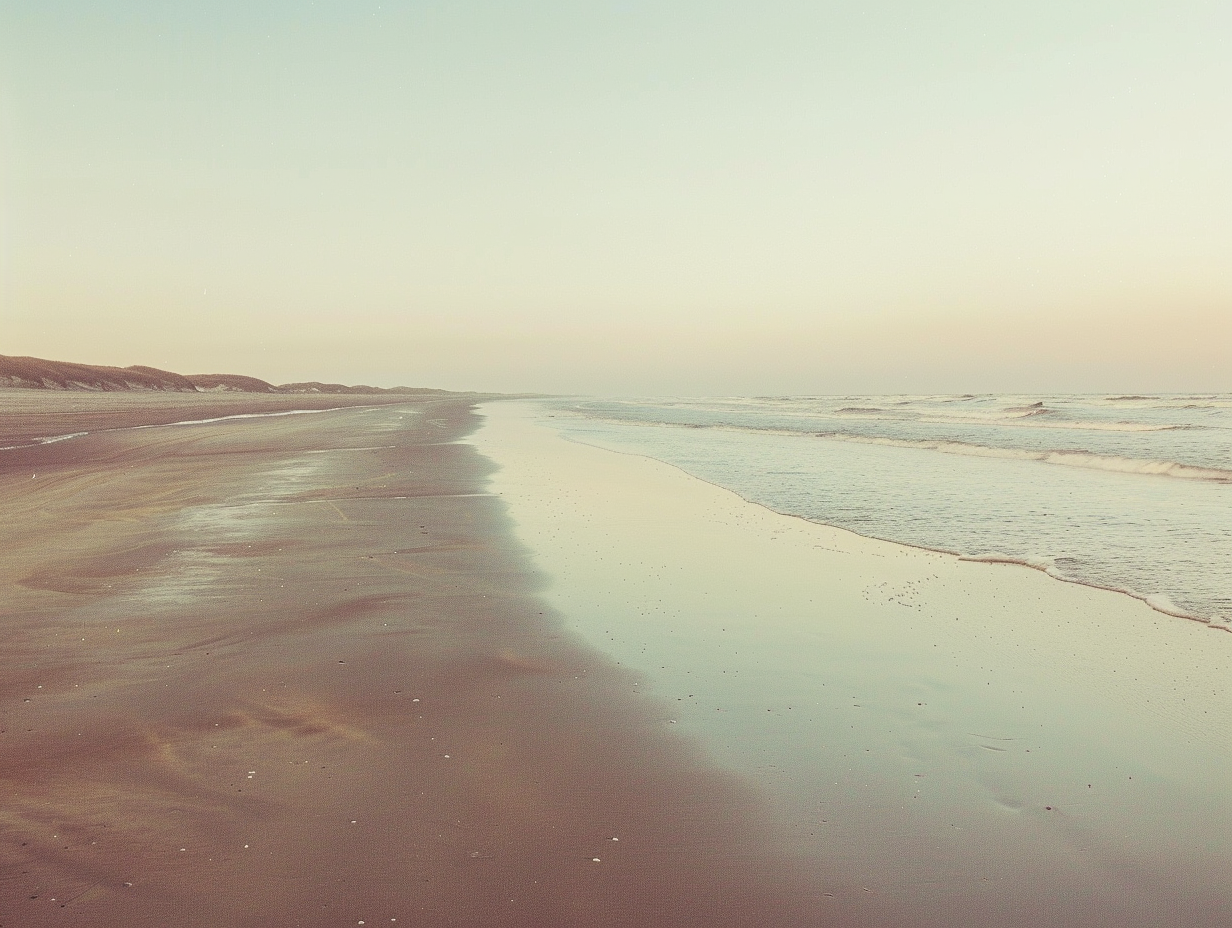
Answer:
top-left (816, 433), bottom-right (1232, 482)
top-left (582, 415), bottom-right (1231, 483)
top-left (558, 392), bottom-right (1232, 629)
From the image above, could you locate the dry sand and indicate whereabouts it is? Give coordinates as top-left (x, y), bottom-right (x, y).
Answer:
top-left (0, 391), bottom-right (824, 927)
top-left (473, 400), bottom-right (1232, 928)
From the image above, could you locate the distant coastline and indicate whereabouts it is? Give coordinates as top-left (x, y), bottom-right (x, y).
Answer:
top-left (0, 353), bottom-right (448, 396)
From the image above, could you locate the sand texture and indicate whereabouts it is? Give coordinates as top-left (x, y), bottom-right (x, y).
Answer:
top-left (473, 400), bottom-right (1232, 928)
top-left (0, 393), bottom-right (824, 927)
top-left (4, 390), bottom-right (1228, 927)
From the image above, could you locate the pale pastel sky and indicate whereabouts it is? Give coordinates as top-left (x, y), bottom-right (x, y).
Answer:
top-left (1, 1), bottom-right (1229, 394)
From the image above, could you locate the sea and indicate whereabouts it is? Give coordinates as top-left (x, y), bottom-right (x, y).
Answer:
top-left (543, 394), bottom-right (1232, 629)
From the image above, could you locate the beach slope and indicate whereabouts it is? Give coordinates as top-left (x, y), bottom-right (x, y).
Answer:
top-left (0, 391), bottom-right (823, 927)
top-left (472, 400), bottom-right (1232, 928)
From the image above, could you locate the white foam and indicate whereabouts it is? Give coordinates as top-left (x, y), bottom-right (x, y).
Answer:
top-left (577, 412), bottom-right (1232, 484)
top-left (1041, 451), bottom-right (1232, 481)
top-left (563, 394), bottom-right (1232, 629)
top-left (815, 433), bottom-right (1232, 482)
top-left (1143, 594), bottom-right (1205, 623)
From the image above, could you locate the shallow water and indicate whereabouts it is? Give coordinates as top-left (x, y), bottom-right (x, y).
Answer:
top-left (551, 394), bottom-right (1232, 627)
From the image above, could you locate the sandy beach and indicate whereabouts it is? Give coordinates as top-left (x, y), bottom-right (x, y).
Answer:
top-left (0, 390), bottom-right (425, 450)
top-left (2, 390), bottom-right (1228, 927)
top-left (472, 400), bottom-right (1232, 927)
top-left (7, 0), bottom-right (1229, 922)
top-left (0, 391), bottom-right (822, 927)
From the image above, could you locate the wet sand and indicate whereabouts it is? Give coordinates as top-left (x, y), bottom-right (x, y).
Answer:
top-left (0, 392), bottom-right (825, 927)
top-left (473, 400), bottom-right (1232, 928)
top-left (0, 390), bottom-right (424, 450)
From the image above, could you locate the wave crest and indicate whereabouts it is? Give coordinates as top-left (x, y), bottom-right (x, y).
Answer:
top-left (814, 432), bottom-right (1232, 482)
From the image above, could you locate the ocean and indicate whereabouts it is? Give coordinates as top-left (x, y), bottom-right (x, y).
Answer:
top-left (544, 394), bottom-right (1232, 629)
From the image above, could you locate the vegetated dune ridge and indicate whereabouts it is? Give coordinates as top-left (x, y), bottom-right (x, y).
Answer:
top-left (0, 393), bottom-right (825, 928)
top-left (0, 354), bottom-right (443, 395)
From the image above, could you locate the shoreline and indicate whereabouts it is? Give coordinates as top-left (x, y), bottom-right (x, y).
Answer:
top-left (4, 390), bottom-right (1226, 926)
top-left (548, 415), bottom-right (1232, 630)
top-left (0, 393), bottom-right (827, 927)
top-left (473, 400), bottom-right (1232, 927)
top-left (561, 410), bottom-right (1232, 483)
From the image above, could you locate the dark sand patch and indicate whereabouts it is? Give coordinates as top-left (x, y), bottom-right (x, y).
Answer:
top-left (1, 396), bottom-right (826, 927)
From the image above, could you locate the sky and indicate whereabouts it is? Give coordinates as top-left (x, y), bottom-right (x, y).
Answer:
top-left (1, 1), bottom-right (1229, 394)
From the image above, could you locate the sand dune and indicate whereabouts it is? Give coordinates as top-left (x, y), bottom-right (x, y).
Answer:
top-left (0, 354), bottom-right (448, 396)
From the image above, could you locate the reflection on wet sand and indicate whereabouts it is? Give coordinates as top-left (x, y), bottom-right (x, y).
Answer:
top-left (0, 393), bottom-right (825, 927)
top-left (475, 400), bottom-right (1232, 928)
